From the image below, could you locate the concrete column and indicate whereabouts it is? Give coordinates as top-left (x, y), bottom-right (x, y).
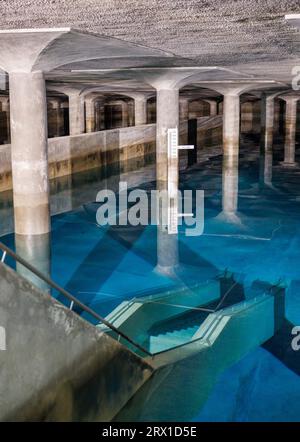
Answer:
top-left (95, 100), bottom-right (105, 131)
top-left (121, 101), bottom-right (129, 127)
top-left (282, 97), bottom-right (298, 166)
top-left (205, 99), bottom-right (218, 116)
top-left (179, 98), bottom-right (189, 120)
top-left (218, 101), bottom-right (223, 115)
top-left (134, 97), bottom-right (148, 125)
top-left (278, 100), bottom-right (286, 136)
top-left (259, 95), bottom-right (274, 188)
top-left (49, 98), bottom-right (62, 137)
top-left (85, 98), bottom-right (95, 133)
top-left (156, 88), bottom-right (179, 190)
top-left (222, 93), bottom-right (240, 215)
top-left (9, 71), bottom-right (50, 236)
top-left (68, 92), bottom-right (85, 135)
top-left (260, 95), bottom-right (275, 153)
top-left (128, 101), bottom-right (134, 127)
top-left (94, 101), bottom-right (100, 131)
top-left (156, 88), bottom-right (179, 276)
top-left (273, 100), bottom-right (280, 134)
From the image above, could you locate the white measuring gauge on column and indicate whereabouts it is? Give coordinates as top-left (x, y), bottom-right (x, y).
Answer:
top-left (167, 128), bottom-right (194, 159)
top-left (167, 128), bottom-right (194, 234)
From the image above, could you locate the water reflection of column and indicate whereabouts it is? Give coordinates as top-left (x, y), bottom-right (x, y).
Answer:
top-left (156, 87), bottom-right (179, 276)
top-left (281, 96), bottom-right (298, 167)
top-left (222, 154), bottom-right (239, 215)
top-left (222, 93), bottom-right (240, 217)
top-left (261, 94), bottom-right (274, 152)
top-left (156, 221), bottom-right (179, 276)
top-left (259, 150), bottom-right (273, 188)
top-left (15, 233), bottom-right (51, 293)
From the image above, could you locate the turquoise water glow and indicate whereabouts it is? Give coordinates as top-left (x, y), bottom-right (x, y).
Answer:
top-left (1, 134), bottom-right (300, 421)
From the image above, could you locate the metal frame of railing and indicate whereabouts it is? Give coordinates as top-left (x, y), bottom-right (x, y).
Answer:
top-left (0, 241), bottom-right (152, 357)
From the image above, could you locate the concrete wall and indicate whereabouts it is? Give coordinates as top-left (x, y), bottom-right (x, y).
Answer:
top-left (0, 261), bottom-right (153, 421)
top-left (0, 117), bottom-right (223, 194)
top-left (0, 124), bottom-right (156, 193)
top-left (0, 116), bottom-right (222, 192)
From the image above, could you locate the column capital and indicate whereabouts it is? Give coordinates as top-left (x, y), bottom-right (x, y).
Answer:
top-left (261, 90), bottom-right (285, 101)
top-left (279, 94), bottom-right (300, 103)
top-left (48, 97), bottom-right (62, 109)
top-left (126, 92), bottom-right (153, 101)
top-left (47, 83), bottom-right (84, 98)
top-left (222, 90), bottom-right (242, 97)
top-left (0, 28), bottom-right (169, 73)
top-left (84, 94), bottom-right (105, 104)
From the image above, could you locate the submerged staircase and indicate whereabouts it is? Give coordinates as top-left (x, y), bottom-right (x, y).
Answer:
top-left (98, 273), bottom-right (285, 368)
top-left (149, 325), bottom-right (199, 354)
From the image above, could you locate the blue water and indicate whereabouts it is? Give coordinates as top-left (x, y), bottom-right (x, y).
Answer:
top-left (1, 134), bottom-right (300, 421)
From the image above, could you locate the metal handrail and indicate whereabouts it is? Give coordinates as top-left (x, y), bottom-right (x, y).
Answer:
top-left (0, 241), bottom-right (152, 357)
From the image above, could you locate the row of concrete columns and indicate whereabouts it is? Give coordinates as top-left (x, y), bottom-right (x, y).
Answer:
top-left (2, 91), bottom-right (222, 141)
top-left (6, 80), bottom-right (300, 282)
top-left (6, 74), bottom-right (299, 242)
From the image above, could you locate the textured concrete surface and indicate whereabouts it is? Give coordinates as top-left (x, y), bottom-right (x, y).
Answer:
top-left (0, 123), bottom-right (157, 192)
top-left (0, 28), bottom-right (170, 74)
top-left (0, 115), bottom-right (222, 192)
top-left (0, 1), bottom-right (299, 83)
top-left (0, 1), bottom-right (298, 65)
top-left (9, 71), bottom-right (50, 236)
top-left (0, 261), bottom-right (153, 421)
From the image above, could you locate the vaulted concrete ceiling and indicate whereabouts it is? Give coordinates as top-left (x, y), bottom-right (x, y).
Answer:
top-left (0, 1), bottom-right (299, 63)
top-left (0, 1), bottom-right (299, 88)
